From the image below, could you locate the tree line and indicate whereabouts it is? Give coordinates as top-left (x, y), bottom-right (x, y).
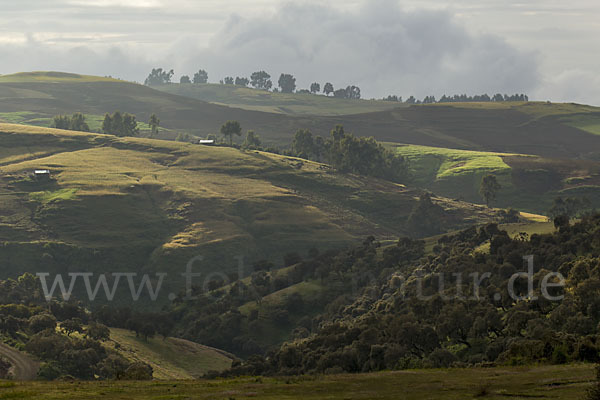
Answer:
top-left (144, 68), bottom-right (533, 104)
top-left (144, 68), bottom-right (362, 98)
top-left (50, 112), bottom-right (161, 138)
top-left (383, 93), bottom-right (529, 104)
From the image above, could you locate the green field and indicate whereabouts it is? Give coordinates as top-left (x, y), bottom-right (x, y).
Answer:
top-left (0, 364), bottom-right (593, 399)
top-left (155, 83), bottom-right (403, 116)
top-left (392, 144), bottom-right (514, 182)
top-left (106, 328), bottom-right (233, 379)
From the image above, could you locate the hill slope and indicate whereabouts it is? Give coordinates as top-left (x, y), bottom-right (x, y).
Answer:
top-left (2, 72), bottom-right (600, 159)
top-left (106, 328), bottom-right (232, 379)
top-left (0, 123), bottom-right (501, 303)
top-left (155, 82), bottom-right (403, 116)
top-left (326, 102), bottom-right (600, 160)
top-left (0, 72), bottom-right (307, 144)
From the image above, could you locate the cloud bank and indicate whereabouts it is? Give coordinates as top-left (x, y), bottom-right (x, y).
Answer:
top-left (1, 0), bottom-right (597, 103)
top-left (178, 1), bottom-right (540, 98)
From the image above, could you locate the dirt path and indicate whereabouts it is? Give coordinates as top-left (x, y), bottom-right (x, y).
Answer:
top-left (0, 342), bottom-right (39, 380)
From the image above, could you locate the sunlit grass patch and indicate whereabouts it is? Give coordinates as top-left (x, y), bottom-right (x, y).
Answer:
top-left (29, 188), bottom-right (78, 204)
top-left (392, 144), bottom-right (513, 181)
top-left (560, 113), bottom-right (600, 136)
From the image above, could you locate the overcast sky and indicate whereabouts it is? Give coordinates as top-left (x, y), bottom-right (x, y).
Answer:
top-left (0, 0), bottom-right (598, 104)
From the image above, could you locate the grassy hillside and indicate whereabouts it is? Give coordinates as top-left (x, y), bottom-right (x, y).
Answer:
top-left (0, 72), bottom-right (305, 144)
top-left (0, 123), bottom-right (501, 303)
top-left (155, 82), bottom-right (403, 116)
top-left (0, 364), bottom-right (593, 399)
top-left (391, 143), bottom-right (600, 213)
top-left (106, 328), bottom-right (232, 379)
top-left (332, 102), bottom-right (600, 160)
top-left (2, 72), bottom-right (600, 158)
top-left (0, 71), bottom-right (118, 83)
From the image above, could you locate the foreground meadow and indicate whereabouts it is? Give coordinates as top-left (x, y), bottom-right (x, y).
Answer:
top-left (0, 364), bottom-right (594, 399)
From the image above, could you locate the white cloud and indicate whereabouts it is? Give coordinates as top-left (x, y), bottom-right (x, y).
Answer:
top-left (536, 69), bottom-right (600, 105)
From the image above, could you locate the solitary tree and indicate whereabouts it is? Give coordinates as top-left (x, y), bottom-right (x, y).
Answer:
top-left (310, 82), bottom-right (320, 94)
top-left (52, 115), bottom-right (71, 130)
top-left (278, 73), bottom-right (296, 93)
top-left (243, 130), bottom-right (261, 149)
top-left (223, 76), bottom-right (234, 85)
top-left (345, 85), bottom-right (361, 99)
top-left (407, 193), bottom-right (445, 237)
top-left (144, 68), bottom-right (174, 85)
top-left (193, 69), bottom-right (208, 84)
top-left (323, 82), bottom-right (334, 96)
top-left (220, 120), bottom-right (242, 145)
top-left (235, 77), bottom-right (249, 86)
top-left (102, 111), bottom-right (140, 137)
top-left (61, 318), bottom-right (83, 336)
top-left (480, 174), bottom-right (501, 207)
top-left (250, 71), bottom-right (272, 90)
top-left (292, 129), bottom-right (315, 159)
top-left (180, 75), bottom-right (191, 84)
top-left (333, 88), bottom-right (347, 98)
top-left (70, 113), bottom-right (89, 131)
top-left (148, 114), bottom-right (160, 136)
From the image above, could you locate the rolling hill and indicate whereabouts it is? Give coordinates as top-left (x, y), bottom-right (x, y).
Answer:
top-left (0, 123), bottom-right (501, 303)
top-left (2, 72), bottom-right (600, 160)
top-left (0, 72), bottom-right (309, 144)
top-left (155, 82), bottom-right (403, 116)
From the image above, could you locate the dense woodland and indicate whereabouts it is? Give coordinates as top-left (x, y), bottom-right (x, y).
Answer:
top-left (0, 277), bottom-right (153, 380)
top-left (85, 214), bottom-right (600, 377)
top-left (12, 202), bottom-right (598, 380)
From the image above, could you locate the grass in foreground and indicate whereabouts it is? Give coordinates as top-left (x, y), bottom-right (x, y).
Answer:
top-left (0, 364), bottom-right (593, 399)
